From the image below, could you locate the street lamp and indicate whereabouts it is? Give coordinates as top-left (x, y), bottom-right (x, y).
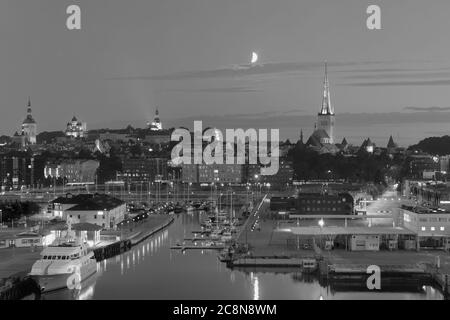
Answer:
top-left (318, 218), bottom-right (325, 228)
top-left (318, 218), bottom-right (325, 249)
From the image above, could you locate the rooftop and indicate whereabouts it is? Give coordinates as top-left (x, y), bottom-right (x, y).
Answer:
top-left (277, 226), bottom-right (414, 236)
top-left (51, 193), bottom-right (125, 211)
top-left (401, 204), bottom-right (450, 215)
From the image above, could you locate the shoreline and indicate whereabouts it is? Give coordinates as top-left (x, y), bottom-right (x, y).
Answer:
top-left (0, 214), bottom-right (175, 281)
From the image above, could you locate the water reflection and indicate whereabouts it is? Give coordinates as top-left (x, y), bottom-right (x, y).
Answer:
top-left (119, 229), bottom-right (169, 275)
top-left (40, 265), bottom-right (101, 300)
top-left (44, 211), bottom-right (444, 300)
top-left (250, 272), bottom-right (260, 300)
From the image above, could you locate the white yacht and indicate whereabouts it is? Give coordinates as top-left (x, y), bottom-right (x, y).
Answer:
top-left (29, 240), bottom-right (97, 292)
top-left (29, 224), bottom-right (97, 293)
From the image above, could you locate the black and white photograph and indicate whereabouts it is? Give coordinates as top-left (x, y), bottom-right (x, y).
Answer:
top-left (1, 0), bottom-right (450, 309)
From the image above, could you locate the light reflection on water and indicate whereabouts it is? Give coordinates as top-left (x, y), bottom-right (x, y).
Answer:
top-left (42, 211), bottom-right (444, 300)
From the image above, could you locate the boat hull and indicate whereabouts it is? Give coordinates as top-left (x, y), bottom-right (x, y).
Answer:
top-left (31, 263), bottom-right (97, 293)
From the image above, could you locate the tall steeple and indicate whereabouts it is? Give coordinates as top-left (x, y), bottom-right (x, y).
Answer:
top-left (27, 96), bottom-right (32, 115)
top-left (23, 97), bottom-right (35, 124)
top-left (316, 61), bottom-right (335, 144)
top-left (319, 61), bottom-right (333, 115)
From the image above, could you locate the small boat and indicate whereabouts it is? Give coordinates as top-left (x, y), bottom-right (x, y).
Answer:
top-left (174, 205), bottom-right (184, 214)
top-left (193, 202), bottom-right (202, 209)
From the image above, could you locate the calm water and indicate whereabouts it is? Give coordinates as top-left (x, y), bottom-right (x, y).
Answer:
top-left (42, 212), bottom-right (443, 300)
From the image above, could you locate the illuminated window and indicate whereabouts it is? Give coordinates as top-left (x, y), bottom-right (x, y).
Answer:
top-left (421, 227), bottom-right (426, 231)
top-left (431, 227), bottom-right (435, 231)
top-left (441, 227), bottom-right (445, 231)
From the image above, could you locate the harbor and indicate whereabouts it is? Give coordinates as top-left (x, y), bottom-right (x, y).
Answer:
top-left (1, 185), bottom-right (450, 300)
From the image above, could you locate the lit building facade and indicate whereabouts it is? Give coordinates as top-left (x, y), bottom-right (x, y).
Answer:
top-left (21, 98), bottom-right (37, 145)
top-left (148, 107), bottom-right (162, 131)
top-left (50, 193), bottom-right (126, 229)
top-left (44, 159), bottom-right (99, 183)
top-left (65, 116), bottom-right (87, 138)
top-left (402, 205), bottom-right (450, 250)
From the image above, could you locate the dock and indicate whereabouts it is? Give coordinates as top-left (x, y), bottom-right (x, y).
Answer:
top-left (170, 245), bottom-right (225, 251)
top-left (183, 238), bottom-right (210, 242)
top-left (230, 257), bottom-right (304, 268)
top-left (128, 216), bottom-right (174, 245)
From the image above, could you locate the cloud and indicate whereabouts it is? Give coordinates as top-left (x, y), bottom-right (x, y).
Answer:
top-left (163, 86), bottom-right (262, 93)
top-left (108, 60), bottom-right (388, 81)
top-left (334, 62), bottom-right (450, 86)
top-left (340, 79), bottom-right (450, 87)
top-left (404, 106), bottom-right (450, 112)
top-left (165, 111), bottom-right (450, 131)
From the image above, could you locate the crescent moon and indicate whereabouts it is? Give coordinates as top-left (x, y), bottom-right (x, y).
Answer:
top-left (251, 52), bottom-right (258, 64)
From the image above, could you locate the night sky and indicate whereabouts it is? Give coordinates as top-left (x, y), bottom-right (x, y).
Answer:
top-left (2, 0), bottom-right (450, 146)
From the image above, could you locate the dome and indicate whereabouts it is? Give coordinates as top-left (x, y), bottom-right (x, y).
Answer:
top-left (22, 116), bottom-right (36, 124)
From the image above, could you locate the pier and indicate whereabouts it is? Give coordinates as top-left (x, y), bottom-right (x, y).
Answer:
top-left (170, 245), bottom-right (226, 251)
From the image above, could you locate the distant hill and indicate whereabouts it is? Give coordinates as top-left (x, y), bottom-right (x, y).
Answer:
top-left (408, 136), bottom-right (450, 155)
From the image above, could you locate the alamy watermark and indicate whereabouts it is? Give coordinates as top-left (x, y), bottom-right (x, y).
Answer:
top-left (367, 265), bottom-right (381, 290)
top-left (171, 121), bottom-right (279, 176)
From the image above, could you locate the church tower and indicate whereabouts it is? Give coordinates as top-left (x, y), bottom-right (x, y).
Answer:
top-left (21, 97), bottom-right (37, 145)
top-left (148, 107), bottom-right (162, 131)
top-left (317, 62), bottom-right (335, 144)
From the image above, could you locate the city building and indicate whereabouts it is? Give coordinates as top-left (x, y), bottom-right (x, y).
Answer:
top-left (181, 163), bottom-right (244, 184)
top-left (198, 163), bottom-right (244, 184)
top-left (402, 205), bottom-right (450, 250)
top-left (270, 192), bottom-right (354, 215)
top-left (261, 159), bottom-right (294, 188)
top-left (65, 116), bottom-right (87, 138)
top-left (148, 107), bottom-right (162, 131)
top-left (181, 163), bottom-right (198, 184)
top-left (44, 159), bottom-right (99, 184)
top-left (296, 192), bottom-right (354, 215)
top-left (0, 151), bottom-right (34, 190)
top-left (440, 155), bottom-right (450, 173)
top-left (408, 154), bottom-right (440, 179)
top-left (117, 157), bottom-right (168, 184)
top-left (144, 130), bottom-right (171, 145)
top-left (50, 193), bottom-right (126, 229)
top-left (245, 164), bottom-right (261, 184)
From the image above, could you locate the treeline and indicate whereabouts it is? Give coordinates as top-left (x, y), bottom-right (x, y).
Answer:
top-left (288, 145), bottom-right (402, 185)
top-left (408, 135), bottom-right (450, 156)
top-left (0, 201), bottom-right (41, 222)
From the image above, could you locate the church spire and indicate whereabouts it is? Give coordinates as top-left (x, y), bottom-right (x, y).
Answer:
top-left (319, 61), bottom-right (333, 115)
top-left (27, 96), bottom-right (32, 114)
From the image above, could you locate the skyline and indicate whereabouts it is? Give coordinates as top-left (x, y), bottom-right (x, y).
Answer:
top-left (3, 0), bottom-right (450, 146)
